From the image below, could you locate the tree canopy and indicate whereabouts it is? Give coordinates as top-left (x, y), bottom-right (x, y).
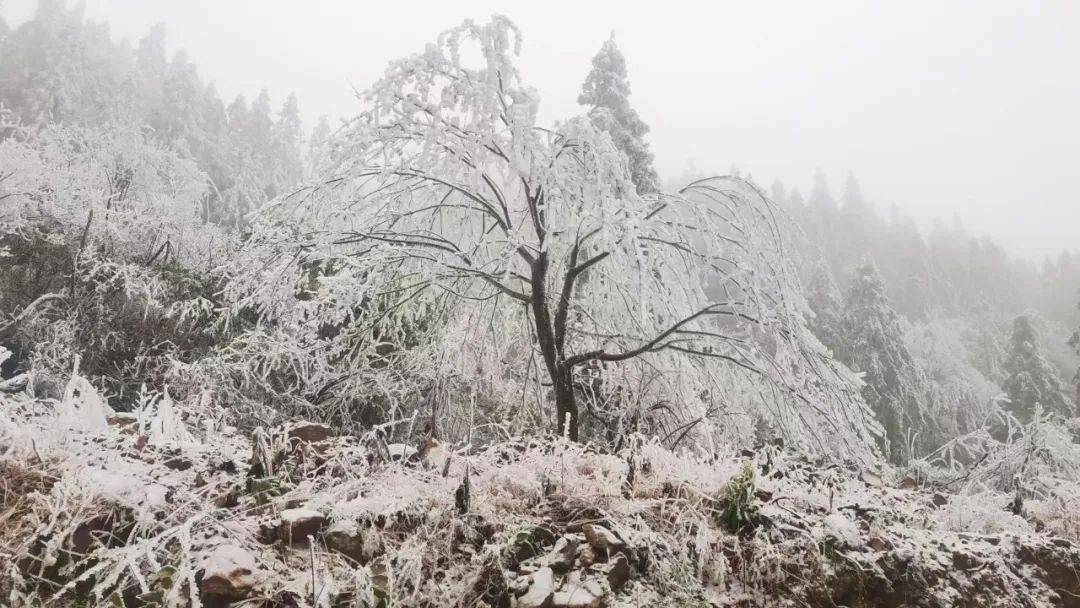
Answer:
top-left (231, 17), bottom-right (878, 457)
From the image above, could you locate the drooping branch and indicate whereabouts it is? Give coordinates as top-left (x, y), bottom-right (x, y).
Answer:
top-left (0, 293), bottom-right (67, 335)
top-left (565, 304), bottom-right (738, 367)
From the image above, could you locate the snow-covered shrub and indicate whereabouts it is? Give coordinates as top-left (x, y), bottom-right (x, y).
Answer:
top-left (0, 122), bottom-right (233, 405)
top-left (914, 407), bottom-right (1080, 541)
top-left (1, 122), bottom-right (227, 268)
top-left (906, 318), bottom-right (1003, 448)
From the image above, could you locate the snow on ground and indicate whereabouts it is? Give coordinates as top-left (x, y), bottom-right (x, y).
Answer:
top-left (2, 381), bottom-right (1079, 607)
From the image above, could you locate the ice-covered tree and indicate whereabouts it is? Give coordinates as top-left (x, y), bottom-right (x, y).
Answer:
top-left (905, 318), bottom-right (1001, 439)
top-left (838, 264), bottom-right (931, 462)
top-left (809, 169), bottom-right (836, 213)
top-left (577, 34), bottom-right (659, 195)
top-left (230, 17), bottom-right (877, 456)
top-left (768, 179), bottom-right (789, 211)
top-left (1072, 303), bottom-right (1080, 408)
top-left (306, 114), bottom-right (333, 175)
top-left (1004, 314), bottom-right (1072, 422)
top-left (841, 171), bottom-right (866, 211)
top-left (805, 261), bottom-right (844, 356)
top-left (0, 0), bottom-right (122, 125)
top-left (274, 92), bottom-right (304, 187)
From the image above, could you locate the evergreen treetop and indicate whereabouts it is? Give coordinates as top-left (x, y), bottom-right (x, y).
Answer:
top-left (578, 34), bottom-right (659, 194)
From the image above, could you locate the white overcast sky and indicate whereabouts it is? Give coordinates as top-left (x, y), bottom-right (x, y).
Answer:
top-left (3, 0), bottom-right (1078, 260)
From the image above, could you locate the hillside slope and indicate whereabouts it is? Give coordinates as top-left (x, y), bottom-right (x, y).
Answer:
top-left (2, 381), bottom-right (1079, 608)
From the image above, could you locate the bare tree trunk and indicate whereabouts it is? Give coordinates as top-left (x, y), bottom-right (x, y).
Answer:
top-left (529, 251), bottom-right (582, 441)
top-left (554, 366), bottom-right (579, 441)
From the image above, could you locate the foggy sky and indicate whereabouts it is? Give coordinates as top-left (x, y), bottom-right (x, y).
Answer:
top-left (3, 0), bottom-right (1077, 260)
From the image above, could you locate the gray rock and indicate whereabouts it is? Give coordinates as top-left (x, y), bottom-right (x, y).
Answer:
top-left (593, 553), bottom-right (631, 591)
top-left (582, 524), bottom-right (623, 555)
top-left (325, 520), bottom-right (384, 564)
top-left (536, 535), bottom-right (580, 573)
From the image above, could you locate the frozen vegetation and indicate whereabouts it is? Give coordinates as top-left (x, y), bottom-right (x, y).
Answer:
top-left (1, 4), bottom-right (1079, 607)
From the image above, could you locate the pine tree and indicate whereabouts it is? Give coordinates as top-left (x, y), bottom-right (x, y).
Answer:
top-left (838, 264), bottom-right (931, 462)
top-left (578, 34), bottom-right (658, 194)
top-left (273, 93), bottom-right (303, 188)
top-left (307, 114), bottom-right (332, 174)
top-left (1004, 314), bottom-right (1072, 422)
top-left (135, 22), bottom-right (168, 117)
top-left (787, 188), bottom-right (805, 210)
top-left (841, 171), bottom-right (866, 212)
top-left (155, 50), bottom-right (204, 148)
top-left (769, 179), bottom-right (786, 209)
top-left (223, 94), bottom-right (257, 223)
top-left (197, 82), bottom-right (230, 222)
top-left (1071, 305), bottom-right (1080, 409)
top-left (809, 169), bottom-right (836, 213)
top-left (838, 172), bottom-right (873, 279)
top-left (0, 1), bottom-right (92, 123)
top-left (805, 261), bottom-right (844, 356)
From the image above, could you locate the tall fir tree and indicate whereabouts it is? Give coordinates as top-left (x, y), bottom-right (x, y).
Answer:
top-left (769, 179), bottom-right (786, 209)
top-left (787, 188), bottom-right (805, 211)
top-left (155, 50), bottom-right (204, 148)
top-left (1003, 315), bottom-right (1073, 422)
top-left (307, 114), bottom-right (333, 174)
top-left (805, 261), bottom-right (844, 356)
top-left (274, 92), bottom-right (303, 188)
top-left (841, 171), bottom-right (865, 211)
top-left (1071, 302), bottom-right (1080, 409)
top-left (809, 169), bottom-right (837, 213)
top-left (838, 264), bottom-right (932, 462)
top-left (578, 34), bottom-right (659, 194)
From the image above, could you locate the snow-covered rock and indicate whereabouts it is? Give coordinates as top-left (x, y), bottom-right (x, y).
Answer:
top-left (56, 369), bottom-right (112, 434)
top-left (278, 507), bottom-right (327, 543)
top-left (582, 523), bottom-right (623, 556)
top-left (516, 566), bottom-right (555, 608)
top-left (200, 544), bottom-right (260, 601)
top-left (550, 578), bottom-right (605, 608)
top-left (287, 421), bottom-right (333, 443)
top-left (324, 519), bottom-right (384, 564)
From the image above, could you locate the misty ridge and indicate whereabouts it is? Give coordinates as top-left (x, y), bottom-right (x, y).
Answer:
top-left (0, 3), bottom-right (1079, 608)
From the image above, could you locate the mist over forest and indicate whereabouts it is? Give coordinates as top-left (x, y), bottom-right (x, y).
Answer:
top-left (1, 3), bottom-right (1079, 607)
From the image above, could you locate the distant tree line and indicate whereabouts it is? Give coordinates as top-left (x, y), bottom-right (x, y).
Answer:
top-left (772, 169), bottom-right (1079, 460)
top-left (0, 0), bottom-right (309, 226)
